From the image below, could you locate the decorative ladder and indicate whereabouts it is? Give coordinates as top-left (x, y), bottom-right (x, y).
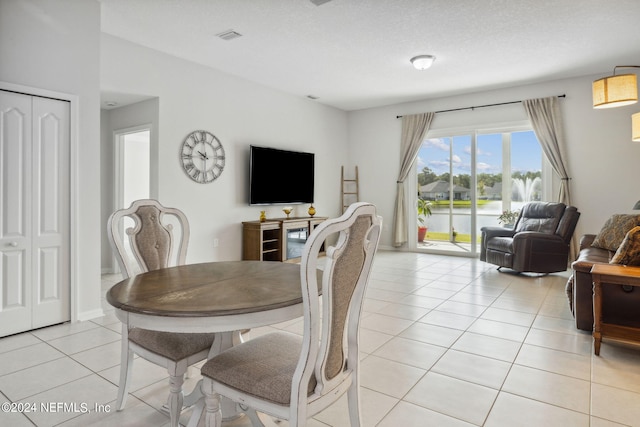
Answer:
top-left (341, 166), bottom-right (359, 212)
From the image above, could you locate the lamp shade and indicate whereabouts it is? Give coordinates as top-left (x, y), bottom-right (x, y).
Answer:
top-left (633, 112), bottom-right (640, 142)
top-left (592, 74), bottom-right (638, 108)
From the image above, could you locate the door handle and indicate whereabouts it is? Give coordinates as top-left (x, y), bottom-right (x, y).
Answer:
top-left (8, 242), bottom-right (18, 247)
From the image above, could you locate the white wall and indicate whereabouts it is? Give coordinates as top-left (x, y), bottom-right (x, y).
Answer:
top-left (0, 0), bottom-right (102, 320)
top-left (348, 76), bottom-right (640, 248)
top-left (101, 34), bottom-right (349, 265)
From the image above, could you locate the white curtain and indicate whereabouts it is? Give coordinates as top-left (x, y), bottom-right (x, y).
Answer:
top-left (522, 96), bottom-right (577, 259)
top-left (392, 112), bottom-right (435, 247)
top-left (522, 96), bottom-right (572, 205)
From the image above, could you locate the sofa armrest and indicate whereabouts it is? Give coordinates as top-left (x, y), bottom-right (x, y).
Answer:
top-left (579, 234), bottom-right (597, 251)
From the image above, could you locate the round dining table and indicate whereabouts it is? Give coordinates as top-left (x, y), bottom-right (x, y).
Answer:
top-left (106, 260), bottom-right (320, 426)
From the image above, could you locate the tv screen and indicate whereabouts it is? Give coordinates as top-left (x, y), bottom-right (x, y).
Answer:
top-left (249, 145), bottom-right (315, 205)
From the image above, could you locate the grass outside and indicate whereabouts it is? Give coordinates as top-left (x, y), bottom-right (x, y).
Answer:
top-left (429, 200), bottom-right (491, 208)
top-left (425, 231), bottom-right (472, 243)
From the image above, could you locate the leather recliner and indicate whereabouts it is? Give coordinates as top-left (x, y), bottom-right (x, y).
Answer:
top-left (480, 202), bottom-right (580, 274)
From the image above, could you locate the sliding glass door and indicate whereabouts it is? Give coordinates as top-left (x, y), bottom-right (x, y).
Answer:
top-left (414, 128), bottom-right (546, 256)
top-left (417, 135), bottom-right (473, 254)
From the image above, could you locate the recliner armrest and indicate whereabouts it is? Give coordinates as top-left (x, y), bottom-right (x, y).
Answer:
top-left (512, 231), bottom-right (564, 243)
top-left (511, 231), bottom-right (570, 273)
top-left (480, 226), bottom-right (516, 261)
top-left (481, 226), bottom-right (516, 240)
top-left (512, 231), bottom-right (566, 254)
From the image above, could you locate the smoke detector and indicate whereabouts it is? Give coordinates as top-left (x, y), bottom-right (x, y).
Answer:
top-left (216, 30), bottom-right (243, 41)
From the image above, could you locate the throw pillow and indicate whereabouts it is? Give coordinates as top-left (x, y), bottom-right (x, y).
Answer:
top-left (610, 226), bottom-right (640, 266)
top-left (591, 214), bottom-right (640, 252)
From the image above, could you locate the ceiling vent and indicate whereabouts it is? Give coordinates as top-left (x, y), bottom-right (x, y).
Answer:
top-left (216, 30), bottom-right (242, 41)
top-left (310, 0), bottom-right (332, 5)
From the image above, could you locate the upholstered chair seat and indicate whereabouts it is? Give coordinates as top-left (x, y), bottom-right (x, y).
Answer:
top-left (200, 332), bottom-right (316, 405)
top-left (128, 329), bottom-right (215, 362)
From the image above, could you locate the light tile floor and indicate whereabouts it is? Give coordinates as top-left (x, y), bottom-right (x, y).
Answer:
top-left (2, 251), bottom-right (640, 426)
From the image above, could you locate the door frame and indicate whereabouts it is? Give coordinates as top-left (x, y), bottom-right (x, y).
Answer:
top-left (0, 81), bottom-right (79, 323)
top-left (113, 124), bottom-right (152, 212)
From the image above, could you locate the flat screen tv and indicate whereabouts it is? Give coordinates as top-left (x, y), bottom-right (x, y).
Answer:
top-left (249, 145), bottom-right (315, 205)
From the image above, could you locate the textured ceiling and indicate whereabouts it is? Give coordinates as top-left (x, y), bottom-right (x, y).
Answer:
top-left (99, 0), bottom-right (640, 111)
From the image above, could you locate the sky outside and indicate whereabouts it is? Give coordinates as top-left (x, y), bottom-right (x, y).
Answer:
top-left (416, 130), bottom-right (541, 177)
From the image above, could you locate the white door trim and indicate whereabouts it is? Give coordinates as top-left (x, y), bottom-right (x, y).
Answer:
top-left (0, 81), bottom-right (79, 323)
top-left (113, 123), bottom-right (152, 213)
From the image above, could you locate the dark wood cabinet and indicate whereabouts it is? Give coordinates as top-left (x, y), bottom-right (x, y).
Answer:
top-left (242, 217), bottom-right (327, 262)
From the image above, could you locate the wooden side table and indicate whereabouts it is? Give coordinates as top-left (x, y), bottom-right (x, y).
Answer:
top-left (591, 263), bottom-right (640, 355)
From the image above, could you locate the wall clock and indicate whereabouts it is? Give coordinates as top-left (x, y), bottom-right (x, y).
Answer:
top-left (180, 130), bottom-right (225, 183)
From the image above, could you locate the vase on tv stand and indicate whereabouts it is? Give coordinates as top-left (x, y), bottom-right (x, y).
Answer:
top-left (308, 204), bottom-right (316, 217)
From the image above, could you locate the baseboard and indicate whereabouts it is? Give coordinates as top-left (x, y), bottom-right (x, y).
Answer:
top-left (77, 308), bottom-right (105, 322)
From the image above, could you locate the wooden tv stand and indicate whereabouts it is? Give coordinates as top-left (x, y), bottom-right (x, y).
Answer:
top-left (242, 217), bottom-right (328, 262)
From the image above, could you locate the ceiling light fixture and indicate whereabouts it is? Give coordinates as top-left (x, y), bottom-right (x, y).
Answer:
top-left (592, 66), bottom-right (640, 108)
top-left (410, 55), bottom-right (436, 71)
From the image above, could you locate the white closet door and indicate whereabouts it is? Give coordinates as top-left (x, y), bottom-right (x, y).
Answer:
top-left (31, 96), bottom-right (70, 329)
top-left (0, 91), bottom-right (32, 335)
top-left (0, 91), bottom-right (70, 336)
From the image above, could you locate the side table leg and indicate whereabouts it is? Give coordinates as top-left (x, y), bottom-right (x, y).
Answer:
top-left (593, 278), bottom-right (602, 356)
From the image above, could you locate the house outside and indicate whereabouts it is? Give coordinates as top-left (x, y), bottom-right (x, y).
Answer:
top-left (419, 180), bottom-right (471, 201)
top-left (481, 182), bottom-right (502, 200)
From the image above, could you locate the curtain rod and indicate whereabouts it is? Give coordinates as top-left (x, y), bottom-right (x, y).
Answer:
top-left (396, 94), bottom-right (566, 119)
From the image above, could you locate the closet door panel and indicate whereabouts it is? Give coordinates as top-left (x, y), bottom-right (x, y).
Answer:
top-left (32, 96), bottom-right (70, 328)
top-left (0, 91), bottom-right (33, 336)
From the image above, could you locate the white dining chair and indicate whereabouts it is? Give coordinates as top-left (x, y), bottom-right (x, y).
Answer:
top-left (195, 202), bottom-right (382, 427)
top-left (107, 199), bottom-right (216, 427)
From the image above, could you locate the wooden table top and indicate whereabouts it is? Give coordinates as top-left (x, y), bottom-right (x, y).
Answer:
top-left (107, 261), bottom-right (318, 318)
top-left (590, 263), bottom-right (640, 279)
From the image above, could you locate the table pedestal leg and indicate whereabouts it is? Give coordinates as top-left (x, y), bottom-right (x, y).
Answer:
top-left (208, 331), bottom-right (242, 420)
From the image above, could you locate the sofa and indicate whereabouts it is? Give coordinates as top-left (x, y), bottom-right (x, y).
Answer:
top-left (567, 214), bottom-right (640, 331)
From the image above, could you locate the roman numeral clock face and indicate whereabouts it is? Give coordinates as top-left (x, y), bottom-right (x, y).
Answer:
top-left (180, 130), bottom-right (225, 183)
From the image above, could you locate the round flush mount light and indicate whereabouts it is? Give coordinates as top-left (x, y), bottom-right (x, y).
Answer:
top-left (410, 55), bottom-right (436, 70)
